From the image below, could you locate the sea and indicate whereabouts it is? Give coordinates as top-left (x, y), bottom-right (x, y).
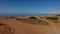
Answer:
top-left (0, 14), bottom-right (53, 17)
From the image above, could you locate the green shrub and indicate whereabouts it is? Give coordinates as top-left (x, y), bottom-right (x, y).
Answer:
top-left (9, 17), bottom-right (16, 18)
top-left (53, 20), bottom-right (60, 24)
top-left (16, 18), bottom-right (22, 20)
top-left (0, 23), bottom-right (6, 26)
top-left (29, 16), bottom-right (37, 19)
top-left (56, 15), bottom-right (60, 16)
top-left (46, 17), bottom-right (58, 20)
top-left (29, 19), bottom-right (49, 25)
top-left (39, 22), bottom-right (49, 25)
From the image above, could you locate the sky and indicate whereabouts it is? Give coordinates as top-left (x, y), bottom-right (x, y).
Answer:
top-left (0, 0), bottom-right (60, 15)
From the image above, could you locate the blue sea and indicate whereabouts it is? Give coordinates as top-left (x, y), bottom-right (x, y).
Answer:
top-left (0, 14), bottom-right (53, 17)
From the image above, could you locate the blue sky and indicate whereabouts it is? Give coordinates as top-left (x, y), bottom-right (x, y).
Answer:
top-left (0, 0), bottom-right (60, 14)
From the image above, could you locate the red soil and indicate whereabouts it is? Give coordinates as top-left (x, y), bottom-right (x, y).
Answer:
top-left (0, 18), bottom-right (60, 34)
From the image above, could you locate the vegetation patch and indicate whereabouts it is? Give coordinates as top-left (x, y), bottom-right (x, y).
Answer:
top-left (16, 18), bottom-right (21, 20)
top-left (29, 19), bottom-right (49, 25)
top-left (16, 16), bottom-right (28, 21)
top-left (9, 17), bottom-right (16, 18)
top-left (53, 20), bottom-right (60, 24)
top-left (56, 14), bottom-right (60, 16)
top-left (0, 23), bottom-right (6, 26)
top-left (29, 16), bottom-right (37, 19)
top-left (16, 17), bottom-right (49, 25)
top-left (46, 17), bottom-right (58, 20)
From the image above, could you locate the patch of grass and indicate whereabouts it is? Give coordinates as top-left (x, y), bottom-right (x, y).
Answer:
top-left (29, 19), bottom-right (49, 25)
top-left (53, 20), bottom-right (60, 24)
top-left (56, 14), bottom-right (60, 16)
top-left (9, 17), bottom-right (16, 19)
top-left (39, 22), bottom-right (49, 25)
top-left (0, 23), bottom-right (6, 26)
top-left (29, 16), bottom-right (37, 19)
top-left (16, 17), bottom-right (49, 25)
top-left (16, 18), bottom-right (21, 20)
top-left (16, 18), bottom-right (28, 21)
top-left (46, 17), bottom-right (58, 20)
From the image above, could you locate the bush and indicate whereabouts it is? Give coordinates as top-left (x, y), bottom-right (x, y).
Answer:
top-left (56, 15), bottom-right (60, 16)
top-left (46, 17), bottom-right (58, 20)
top-left (0, 23), bottom-right (6, 26)
top-left (53, 20), bottom-right (60, 24)
top-left (16, 18), bottom-right (21, 20)
top-left (29, 19), bottom-right (49, 25)
top-left (9, 17), bottom-right (16, 18)
top-left (38, 21), bottom-right (49, 25)
top-left (29, 16), bottom-right (37, 19)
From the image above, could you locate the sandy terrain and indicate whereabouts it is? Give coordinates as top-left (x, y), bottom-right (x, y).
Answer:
top-left (0, 16), bottom-right (60, 34)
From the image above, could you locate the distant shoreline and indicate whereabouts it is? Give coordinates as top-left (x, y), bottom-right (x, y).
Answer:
top-left (0, 14), bottom-right (53, 17)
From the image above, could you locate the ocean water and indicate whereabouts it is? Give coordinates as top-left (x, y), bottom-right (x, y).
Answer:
top-left (0, 14), bottom-right (52, 17)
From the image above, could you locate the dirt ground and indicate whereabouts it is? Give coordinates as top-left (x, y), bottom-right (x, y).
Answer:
top-left (0, 16), bottom-right (60, 34)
